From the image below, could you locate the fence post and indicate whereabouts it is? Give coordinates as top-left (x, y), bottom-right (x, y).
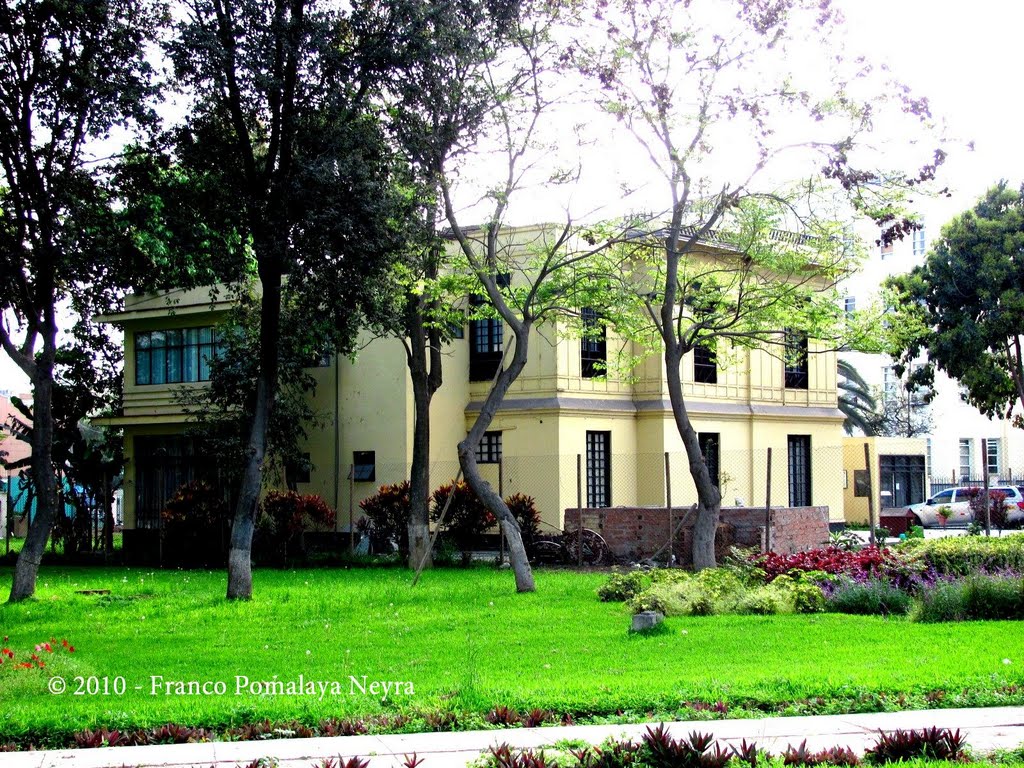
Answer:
top-left (665, 452), bottom-right (673, 566)
top-left (982, 439), bottom-right (991, 536)
top-left (498, 457), bottom-right (506, 566)
top-left (576, 453), bottom-right (583, 567)
top-left (764, 448), bottom-right (772, 553)
top-left (348, 464), bottom-right (355, 555)
top-left (864, 443), bottom-right (876, 548)
top-left (5, 476), bottom-right (10, 556)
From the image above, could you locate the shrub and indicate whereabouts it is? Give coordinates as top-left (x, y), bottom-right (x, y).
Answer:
top-left (964, 487), bottom-right (1009, 529)
top-left (598, 571), bottom-right (650, 602)
top-left (792, 582), bottom-right (826, 614)
top-left (826, 579), bottom-right (912, 616)
top-left (431, 480), bottom-right (494, 565)
top-left (257, 491), bottom-right (337, 563)
top-left (915, 574), bottom-right (1024, 622)
top-left (750, 546), bottom-right (919, 587)
top-left (736, 587), bottom-right (784, 615)
top-left (504, 493), bottom-right (541, 557)
top-left (901, 533), bottom-right (1024, 577)
top-left (160, 480), bottom-right (229, 566)
top-left (358, 482), bottom-right (411, 557)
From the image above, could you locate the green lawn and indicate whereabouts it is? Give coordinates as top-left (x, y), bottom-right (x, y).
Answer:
top-left (0, 566), bottom-right (1022, 742)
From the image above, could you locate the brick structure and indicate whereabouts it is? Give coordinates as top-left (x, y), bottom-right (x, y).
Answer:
top-left (563, 505), bottom-right (829, 565)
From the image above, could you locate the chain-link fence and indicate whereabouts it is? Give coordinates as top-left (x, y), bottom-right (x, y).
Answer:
top-left (339, 446), bottom-right (851, 533)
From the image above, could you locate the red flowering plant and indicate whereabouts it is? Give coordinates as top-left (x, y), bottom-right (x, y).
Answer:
top-left (750, 546), bottom-right (927, 592)
top-left (0, 636), bottom-right (75, 671)
top-left (430, 480), bottom-right (495, 565)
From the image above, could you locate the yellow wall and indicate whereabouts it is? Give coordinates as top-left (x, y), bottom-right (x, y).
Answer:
top-left (842, 437), bottom-right (928, 524)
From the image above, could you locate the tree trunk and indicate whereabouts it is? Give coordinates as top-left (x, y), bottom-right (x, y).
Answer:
top-left (226, 264), bottom-right (283, 600)
top-left (9, 331), bottom-right (58, 603)
top-left (458, 322), bottom-right (535, 592)
top-left (664, 345), bottom-right (722, 570)
top-left (406, 301), bottom-right (436, 570)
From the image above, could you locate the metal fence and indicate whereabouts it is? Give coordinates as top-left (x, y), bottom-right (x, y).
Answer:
top-left (340, 446), bottom-right (850, 533)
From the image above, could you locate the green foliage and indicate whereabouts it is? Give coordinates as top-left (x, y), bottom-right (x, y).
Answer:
top-left (885, 182), bottom-right (1024, 423)
top-left (736, 587), bottom-right (786, 616)
top-left (914, 575), bottom-right (1024, 622)
top-left (358, 482), bottom-right (412, 558)
top-left (430, 481), bottom-right (495, 564)
top-left (598, 571), bottom-right (651, 602)
top-left (900, 533), bottom-right (1024, 576)
top-left (826, 580), bottom-right (913, 617)
top-left (792, 583), bottom-right (827, 614)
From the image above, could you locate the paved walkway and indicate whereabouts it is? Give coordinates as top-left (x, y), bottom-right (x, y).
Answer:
top-left (8, 707), bottom-right (1024, 768)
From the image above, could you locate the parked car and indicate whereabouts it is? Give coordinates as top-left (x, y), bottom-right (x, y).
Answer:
top-left (906, 486), bottom-right (1024, 527)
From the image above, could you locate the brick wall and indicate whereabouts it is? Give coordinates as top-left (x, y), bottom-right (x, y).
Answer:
top-left (563, 505), bottom-right (829, 565)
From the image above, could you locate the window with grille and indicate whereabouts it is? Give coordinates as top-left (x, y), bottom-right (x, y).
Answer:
top-left (135, 327), bottom-right (222, 385)
top-left (959, 438), bottom-right (972, 480)
top-left (787, 435), bottom-right (811, 507)
top-left (698, 432), bottom-right (720, 488)
top-left (580, 307), bottom-right (607, 378)
top-left (468, 274), bottom-right (510, 381)
top-left (586, 431), bottom-right (611, 508)
top-left (693, 344), bottom-right (717, 384)
top-left (784, 329), bottom-right (809, 389)
top-left (476, 431), bottom-right (502, 464)
top-left (987, 438), bottom-right (1000, 476)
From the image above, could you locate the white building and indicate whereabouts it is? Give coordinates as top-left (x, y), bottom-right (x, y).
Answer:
top-left (841, 201), bottom-right (1024, 490)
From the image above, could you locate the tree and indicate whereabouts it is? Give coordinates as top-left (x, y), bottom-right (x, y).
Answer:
top-left (574, 0), bottom-right (939, 569)
top-left (383, 0), bottom-right (523, 571)
top-left (838, 359), bottom-right (879, 436)
top-left (886, 182), bottom-right (1024, 427)
top-left (0, 0), bottom-right (163, 601)
top-left (873, 380), bottom-right (932, 438)
top-left (164, 0), bottom-right (407, 599)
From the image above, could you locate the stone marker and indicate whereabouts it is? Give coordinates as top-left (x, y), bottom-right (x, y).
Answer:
top-left (630, 610), bottom-right (665, 632)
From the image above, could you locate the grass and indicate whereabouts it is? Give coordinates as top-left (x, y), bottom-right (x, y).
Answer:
top-left (0, 566), bottom-right (1022, 742)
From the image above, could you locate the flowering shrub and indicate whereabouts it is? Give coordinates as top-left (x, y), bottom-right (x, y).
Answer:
top-left (257, 491), bottom-right (337, 563)
top-left (751, 546), bottom-right (917, 584)
top-left (0, 636), bottom-right (75, 671)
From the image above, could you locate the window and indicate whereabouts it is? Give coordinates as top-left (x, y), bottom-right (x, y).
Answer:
top-left (693, 344), bottom-right (717, 384)
top-left (135, 327), bottom-right (222, 386)
top-left (931, 488), bottom-right (954, 504)
top-left (134, 435), bottom-right (209, 529)
top-left (698, 432), bottom-right (720, 488)
top-left (787, 435), bottom-right (811, 507)
top-left (912, 226), bottom-right (927, 257)
top-left (987, 438), bottom-right (1000, 476)
top-left (468, 274), bottom-right (509, 381)
top-left (783, 329), bottom-right (809, 389)
top-left (882, 366), bottom-right (898, 404)
top-left (958, 438), bottom-right (972, 480)
top-left (476, 431), bottom-right (502, 464)
top-left (353, 451), bottom-right (376, 482)
top-left (844, 296), bottom-right (856, 315)
top-left (586, 431), bottom-right (611, 508)
top-left (580, 307), bottom-right (607, 378)
top-left (880, 227), bottom-right (893, 259)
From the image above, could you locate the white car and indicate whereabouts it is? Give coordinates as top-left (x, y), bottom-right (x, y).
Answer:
top-left (907, 486), bottom-right (1024, 527)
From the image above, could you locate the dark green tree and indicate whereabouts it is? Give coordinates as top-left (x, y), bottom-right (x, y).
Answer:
top-left (164, 0), bottom-right (407, 599)
top-left (0, 0), bottom-right (163, 601)
top-left (886, 182), bottom-right (1024, 427)
top-left (838, 359), bottom-right (879, 436)
top-left (382, 0), bottom-right (523, 571)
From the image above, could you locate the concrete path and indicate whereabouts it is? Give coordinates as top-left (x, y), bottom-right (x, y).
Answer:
top-left (7, 707), bottom-right (1024, 768)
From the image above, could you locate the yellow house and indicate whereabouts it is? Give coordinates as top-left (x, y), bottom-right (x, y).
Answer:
top-left (99, 232), bottom-right (848, 556)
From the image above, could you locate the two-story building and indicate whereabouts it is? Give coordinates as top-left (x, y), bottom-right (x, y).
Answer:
top-left (99, 232), bottom-right (848, 556)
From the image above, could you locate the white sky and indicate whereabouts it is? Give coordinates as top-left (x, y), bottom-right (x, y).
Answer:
top-left (2, 0), bottom-right (1022, 395)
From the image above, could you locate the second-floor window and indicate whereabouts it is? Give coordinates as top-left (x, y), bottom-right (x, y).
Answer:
top-left (783, 329), bottom-right (809, 389)
top-left (580, 307), bottom-right (607, 378)
top-left (693, 344), bottom-right (717, 384)
top-left (912, 226), bottom-right (927, 257)
top-left (135, 327), bottom-right (222, 386)
top-left (469, 274), bottom-right (509, 382)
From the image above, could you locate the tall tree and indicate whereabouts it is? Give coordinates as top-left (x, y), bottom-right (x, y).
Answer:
top-left (574, 0), bottom-right (941, 569)
top-left (384, 0), bottom-right (523, 571)
top-left (886, 182), bottom-right (1024, 428)
top-left (165, 0), bottom-right (407, 599)
top-left (0, 0), bottom-right (162, 601)
top-left (838, 359), bottom-right (879, 436)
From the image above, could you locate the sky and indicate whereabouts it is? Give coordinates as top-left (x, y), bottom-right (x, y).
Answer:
top-left (2, 0), bottom-right (1023, 396)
